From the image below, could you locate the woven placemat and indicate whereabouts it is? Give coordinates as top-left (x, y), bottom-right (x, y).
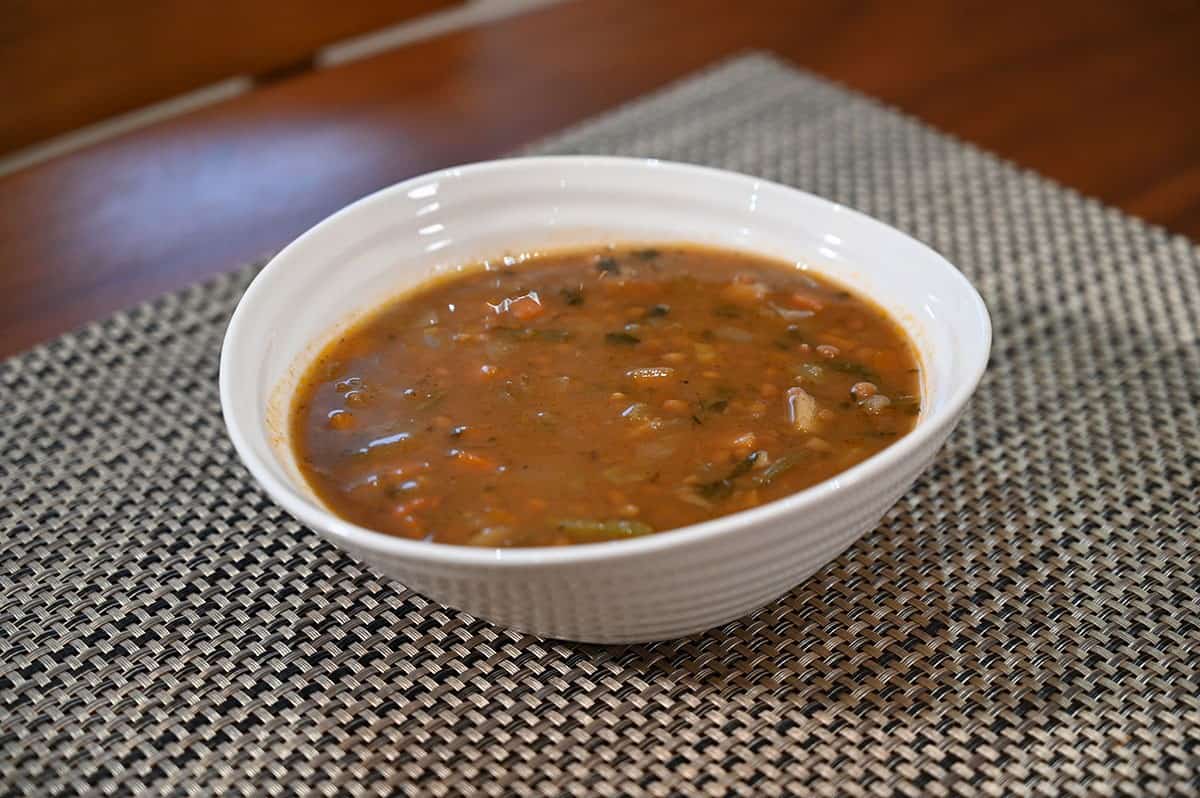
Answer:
top-left (4, 53), bottom-right (1199, 796)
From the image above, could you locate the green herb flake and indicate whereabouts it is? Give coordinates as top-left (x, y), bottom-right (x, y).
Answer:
top-left (605, 331), bottom-right (641, 346)
top-left (596, 256), bottom-right (621, 275)
top-left (702, 398), bottom-right (728, 414)
top-left (561, 286), bottom-right (585, 306)
top-left (647, 304), bottom-right (671, 317)
top-left (632, 248), bottom-right (661, 260)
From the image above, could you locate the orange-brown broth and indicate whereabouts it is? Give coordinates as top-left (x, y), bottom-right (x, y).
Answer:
top-left (291, 245), bottom-right (921, 546)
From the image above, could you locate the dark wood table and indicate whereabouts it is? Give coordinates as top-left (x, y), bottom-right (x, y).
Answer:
top-left (3, 0), bottom-right (1199, 358)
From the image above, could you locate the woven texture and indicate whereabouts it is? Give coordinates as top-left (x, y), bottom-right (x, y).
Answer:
top-left (3, 53), bottom-right (1199, 796)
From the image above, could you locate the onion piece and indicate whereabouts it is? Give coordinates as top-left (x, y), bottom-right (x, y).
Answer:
top-left (714, 326), bottom-right (754, 343)
top-left (602, 466), bottom-right (653, 484)
top-left (636, 440), bottom-right (678, 460)
top-left (769, 303), bottom-right (815, 321)
top-left (675, 487), bottom-right (713, 509)
top-left (785, 386), bottom-right (819, 432)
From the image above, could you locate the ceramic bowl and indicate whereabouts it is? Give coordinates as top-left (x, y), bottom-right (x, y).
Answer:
top-left (220, 156), bottom-right (991, 643)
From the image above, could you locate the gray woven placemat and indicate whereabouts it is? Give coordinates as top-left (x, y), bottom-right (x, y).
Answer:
top-left (4, 53), bottom-right (1199, 796)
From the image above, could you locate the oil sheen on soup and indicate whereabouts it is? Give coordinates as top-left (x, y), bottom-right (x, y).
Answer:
top-left (290, 245), bottom-right (921, 547)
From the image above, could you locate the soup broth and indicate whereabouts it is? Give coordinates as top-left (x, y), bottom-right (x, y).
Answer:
top-left (290, 245), bottom-right (921, 546)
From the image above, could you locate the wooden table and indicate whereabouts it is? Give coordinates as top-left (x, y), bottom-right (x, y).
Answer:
top-left (2, 0), bottom-right (1199, 359)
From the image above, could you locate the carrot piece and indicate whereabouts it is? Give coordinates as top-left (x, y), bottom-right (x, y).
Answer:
top-left (721, 281), bottom-right (766, 306)
top-left (509, 295), bottom-right (544, 320)
top-left (326, 410), bottom-right (355, 431)
top-left (786, 292), bottom-right (824, 311)
top-left (453, 450), bottom-right (500, 472)
top-left (661, 398), bottom-right (691, 415)
top-left (394, 496), bottom-right (441, 516)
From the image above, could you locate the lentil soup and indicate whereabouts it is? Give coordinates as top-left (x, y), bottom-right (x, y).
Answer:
top-left (290, 245), bottom-right (921, 547)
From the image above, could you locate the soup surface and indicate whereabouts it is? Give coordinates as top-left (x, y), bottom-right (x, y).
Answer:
top-left (291, 245), bottom-right (920, 547)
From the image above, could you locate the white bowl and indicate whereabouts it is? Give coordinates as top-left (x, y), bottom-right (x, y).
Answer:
top-left (220, 156), bottom-right (990, 643)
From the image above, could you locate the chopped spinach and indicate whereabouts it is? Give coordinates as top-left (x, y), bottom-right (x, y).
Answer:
top-left (695, 479), bottom-right (734, 500)
top-left (729, 450), bottom-right (762, 478)
top-left (694, 451), bottom-right (761, 500)
top-left (560, 286), bottom-right (584, 306)
top-left (596, 256), bottom-right (620, 275)
top-left (605, 331), bottom-right (641, 346)
top-left (827, 359), bottom-right (881, 383)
